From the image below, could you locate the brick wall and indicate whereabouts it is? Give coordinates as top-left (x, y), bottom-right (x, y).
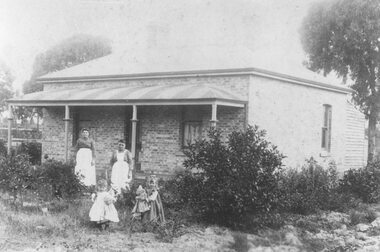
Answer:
top-left (42, 103), bottom-right (245, 175)
top-left (138, 105), bottom-right (245, 174)
top-left (42, 107), bottom-right (71, 161)
top-left (43, 106), bottom-right (125, 172)
top-left (138, 106), bottom-right (183, 174)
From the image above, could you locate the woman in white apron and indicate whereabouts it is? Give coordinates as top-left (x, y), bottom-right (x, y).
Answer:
top-left (74, 128), bottom-right (96, 186)
top-left (110, 139), bottom-right (133, 194)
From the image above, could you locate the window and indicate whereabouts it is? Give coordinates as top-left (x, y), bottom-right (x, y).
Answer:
top-left (321, 104), bottom-right (332, 152)
top-left (183, 121), bottom-right (202, 146)
top-left (181, 106), bottom-right (204, 147)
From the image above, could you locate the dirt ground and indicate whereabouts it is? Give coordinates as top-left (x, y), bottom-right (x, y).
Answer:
top-left (1, 222), bottom-right (236, 252)
top-left (2, 206), bottom-right (380, 251)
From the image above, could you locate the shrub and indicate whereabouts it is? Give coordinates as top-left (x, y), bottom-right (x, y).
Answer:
top-left (157, 175), bottom-right (197, 234)
top-left (181, 125), bottom-right (284, 229)
top-left (278, 158), bottom-right (339, 214)
top-left (348, 205), bottom-right (376, 226)
top-left (116, 182), bottom-right (140, 211)
top-left (17, 141), bottom-right (42, 165)
top-left (0, 153), bottom-right (35, 205)
top-left (36, 159), bottom-right (87, 200)
top-left (339, 159), bottom-right (380, 203)
top-left (0, 139), bottom-right (7, 157)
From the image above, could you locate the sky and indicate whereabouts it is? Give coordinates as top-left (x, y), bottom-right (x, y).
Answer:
top-left (0, 0), bottom-right (323, 92)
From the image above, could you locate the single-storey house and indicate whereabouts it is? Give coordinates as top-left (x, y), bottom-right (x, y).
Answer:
top-left (7, 47), bottom-right (367, 177)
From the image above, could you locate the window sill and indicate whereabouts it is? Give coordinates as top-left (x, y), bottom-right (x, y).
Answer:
top-left (320, 150), bottom-right (331, 157)
top-left (175, 151), bottom-right (186, 157)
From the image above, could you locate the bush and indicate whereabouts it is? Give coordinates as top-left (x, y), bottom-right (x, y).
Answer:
top-left (349, 205), bottom-right (377, 226)
top-left (0, 139), bottom-right (7, 157)
top-left (0, 153), bottom-right (36, 204)
top-left (17, 141), bottom-right (42, 165)
top-left (116, 182), bottom-right (140, 210)
top-left (278, 158), bottom-right (339, 214)
top-left (180, 125), bottom-right (284, 229)
top-left (339, 160), bottom-right (380, 203)
top-left (36, 159), bottom-right (87, 200)
top-left (0, 155), bottom-right (85, 205)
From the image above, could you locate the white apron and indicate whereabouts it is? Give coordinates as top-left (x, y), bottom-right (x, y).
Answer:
top-left (111, 151), bottom-right (131, 193)
top-left (75, 148), bottom-right (96, 186)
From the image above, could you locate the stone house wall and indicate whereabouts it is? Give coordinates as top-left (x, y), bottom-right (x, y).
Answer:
top-left (248, 75), bottom-right (365, 171)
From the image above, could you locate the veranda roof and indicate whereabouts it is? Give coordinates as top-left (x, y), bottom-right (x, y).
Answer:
top-left (8, 84), bottom-right (246, 107)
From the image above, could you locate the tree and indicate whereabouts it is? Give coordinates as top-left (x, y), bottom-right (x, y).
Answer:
top-left (300, 0), bottom-right (380, 163)
top-left (0, 60), bottom-right (14, 113)
top-left (23, 34), bottom-right (112, 94)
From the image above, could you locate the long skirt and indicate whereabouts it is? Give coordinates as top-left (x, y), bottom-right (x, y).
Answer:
top-left (111, 161), bottom-right (131, 193)
top-left (75, 148), bottom-right (96, 186)
top-left (141, 193), bottom-right (165, 224)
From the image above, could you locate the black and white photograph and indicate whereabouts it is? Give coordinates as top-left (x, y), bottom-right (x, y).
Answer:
top-left (0, 0), bottom-right (379, 251)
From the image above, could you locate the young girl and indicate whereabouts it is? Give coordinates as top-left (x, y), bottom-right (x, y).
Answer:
top-left (131, 185), bottom-right (151, 220)
top-left (141, 175), bottom-right (165, 224)
top-left (89, 179), bottom-right (119, 230)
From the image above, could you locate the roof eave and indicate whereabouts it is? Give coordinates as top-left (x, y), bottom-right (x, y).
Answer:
top-left (7, 98), bottom-right (247, 108)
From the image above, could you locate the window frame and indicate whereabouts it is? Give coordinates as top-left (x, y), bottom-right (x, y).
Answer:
top-left (321, 104), bottom-right (332, 152)
top-left (182, 120), bottom-right (202, 147)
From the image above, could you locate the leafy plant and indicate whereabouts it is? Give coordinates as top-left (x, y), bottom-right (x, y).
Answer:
top-left (17, 141), bottom-right (42, 165)
top-left (339, 161), bottom-right (380, 204)
top-left (180, 125), bottom-right (284, 229)
top-left (0, 139), bottom-right (7, 157)
top-left (36, 159), bottom-right (87, 200)
top-left (278, 158), bottom-right (340, 214)
top-left (0, 153), bottom-right (35, 206)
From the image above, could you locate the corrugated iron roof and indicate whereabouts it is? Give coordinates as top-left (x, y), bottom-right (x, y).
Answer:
top-left (8, 84), bottom-right (246, 107)
top-left (36, 46), bottom-right (350, 93)
top-left (38, 46), bottom-right (255, 80)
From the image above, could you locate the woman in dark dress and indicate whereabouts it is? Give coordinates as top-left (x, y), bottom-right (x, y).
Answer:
top-left (74, 128), bottom-right (96, 186)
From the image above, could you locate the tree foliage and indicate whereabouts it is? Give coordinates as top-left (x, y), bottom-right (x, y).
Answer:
top-left (23, 34), bottom-right (112, 94)
top-left (0, 60), bottom-right (14, 112)
top-left (300, 0), bottom-right (380, 161)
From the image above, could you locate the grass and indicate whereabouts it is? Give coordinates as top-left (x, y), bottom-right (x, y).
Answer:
top-left (0, 196), bottom-right (133, 251)
top-left (1, 191), bottom-right (380, 251)
top-left (1, 198), bottom-right (92, 238)
top-left (0, 194), bottom-right (188, 250)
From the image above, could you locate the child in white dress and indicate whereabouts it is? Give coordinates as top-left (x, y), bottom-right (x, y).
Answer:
top-left (89, 179), bottom-right (119, 230)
